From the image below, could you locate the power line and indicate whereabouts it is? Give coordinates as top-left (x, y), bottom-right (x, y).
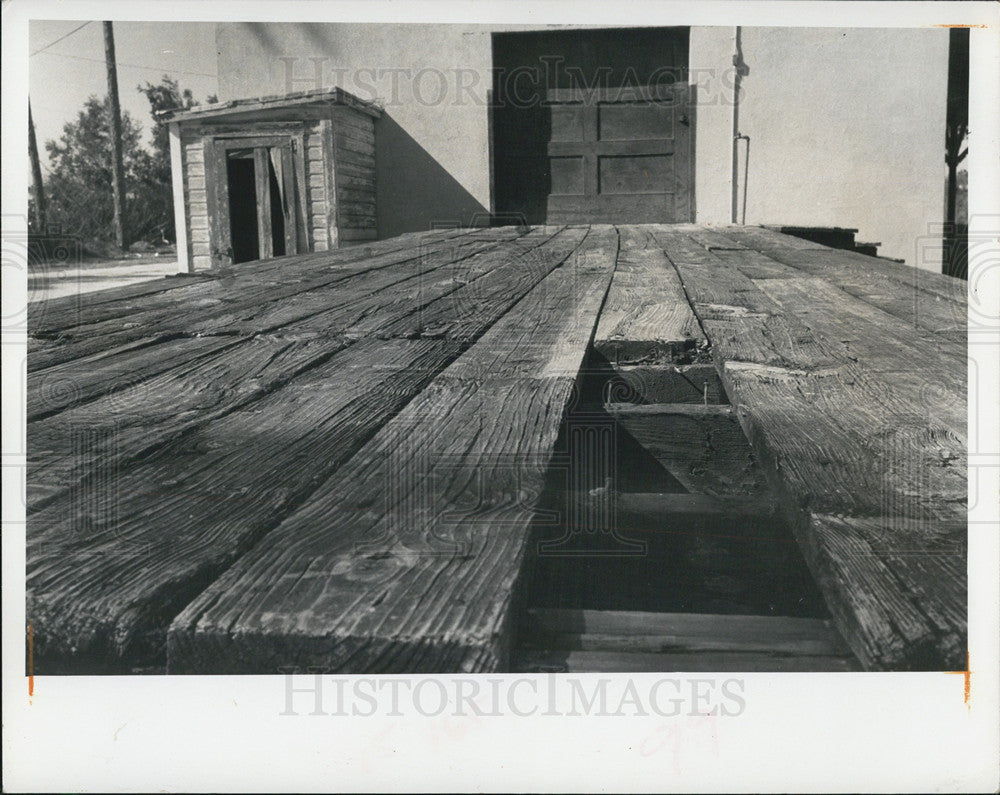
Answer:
top-left (29, 21), bottom-right (92, 57)
top-left (31, 48), bottom-right (217, 79)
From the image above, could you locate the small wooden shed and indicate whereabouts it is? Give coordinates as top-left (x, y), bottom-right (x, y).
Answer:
top-left (160, 88), bottom-right (381, 272)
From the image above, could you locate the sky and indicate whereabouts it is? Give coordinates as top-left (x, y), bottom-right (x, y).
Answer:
top-left (29, 20), bottom-right (220, 169)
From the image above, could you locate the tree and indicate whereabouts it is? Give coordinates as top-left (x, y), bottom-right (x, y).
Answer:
top-left (39, 77), bottom-right (216, 252)
top-left (43, 95), bottom-right (155, 247)
top-left (138, 76), bottom-right (201, 181)
top-left (136, 76), bottom-right (217, 240)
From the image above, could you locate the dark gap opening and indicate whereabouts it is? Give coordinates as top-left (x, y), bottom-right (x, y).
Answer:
top-left (267, 151), bottom-right (286, 257)
top-left (226, 152), bottom-right (259, 264)
top-left (520, 348), bottom-right (832, 620)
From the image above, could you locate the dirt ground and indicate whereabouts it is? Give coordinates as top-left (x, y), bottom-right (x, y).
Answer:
top-left (28, 255), bottom-right (182, 303)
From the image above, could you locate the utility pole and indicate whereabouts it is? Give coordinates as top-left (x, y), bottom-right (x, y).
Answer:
top-left (103, 20), bottom-right (127, 250)
top-left (944, 28), bottom-right (969, 279)
top-left (28, 98), bottom-right (47, 231)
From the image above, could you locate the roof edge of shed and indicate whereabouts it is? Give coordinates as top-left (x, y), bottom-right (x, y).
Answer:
top-left (158, 86), bottom-right (383, 123)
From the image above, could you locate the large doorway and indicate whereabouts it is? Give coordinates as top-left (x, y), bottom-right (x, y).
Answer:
top-left (210, 138), bottom-right (298, 265)
top-left (491, 28), bottom-right (693, 224)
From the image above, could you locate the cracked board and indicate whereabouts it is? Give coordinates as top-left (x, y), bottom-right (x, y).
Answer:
top-left (25, 227), bottom-right (581, 672)
top-left (651, 225), bottom-right (967, 670)
top-left (165, 226), bottom-right (620, 674)
top-left (27, 227), bottom-right (471, 338)
top-left (26, 228), bottom-right (550, 507)
top-left (26, 227), bottom-right (510, 370)
top-left (593, 225), bottom-right (706, 366)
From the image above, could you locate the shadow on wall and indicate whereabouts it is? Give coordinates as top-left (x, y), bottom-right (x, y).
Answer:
top-left (375, 113), bottom-right (488, 237)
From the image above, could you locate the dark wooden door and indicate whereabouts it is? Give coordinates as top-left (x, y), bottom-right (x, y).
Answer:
top-left (543, 84), bottom-right (692, 224)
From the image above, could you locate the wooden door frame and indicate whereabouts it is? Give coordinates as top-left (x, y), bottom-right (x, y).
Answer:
top-left (206, 134), bottom-right (301, 265)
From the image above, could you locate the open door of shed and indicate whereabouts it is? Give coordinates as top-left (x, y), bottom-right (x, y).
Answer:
top-left (208, 137), bottom-right (298, 266)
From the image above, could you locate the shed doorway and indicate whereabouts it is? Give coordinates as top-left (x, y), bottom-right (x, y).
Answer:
top-left (211, 138), bottom-right (298, 265)
top-left (491, 28), bottom-right (693, 225)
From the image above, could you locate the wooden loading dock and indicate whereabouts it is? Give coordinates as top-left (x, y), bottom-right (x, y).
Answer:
top-left (26, 224), bottom-right (967, 674)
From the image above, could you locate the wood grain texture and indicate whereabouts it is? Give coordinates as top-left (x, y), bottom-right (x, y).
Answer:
top-left (27, 229), bottom-right (534, 512)
top-left (27, 333), bottom-right (350, 511)
top-left (166, 227), bottom-right (620, 673)
top-left (26, 223), bottom-right (964, 675)
top-left (604, 402), bottom-right (769, 497)
top-left (26, 232), bottom-right (524, 397)
top-left (740, 247), bottom-right (965, 343)
top-left (652, 225), bottom-right (967, 671)
top-left (522, 608), bottom-right (853, 657)
top-left (27, 229), bottom-right (575, 671)
top-left (27, 227), bottom-right (479, 358)
top-left (27, 338), bottom-right (465, 671)
top-left (594, 225), bottom-right (706, 365)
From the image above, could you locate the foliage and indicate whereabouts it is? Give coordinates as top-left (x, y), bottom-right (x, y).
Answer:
top-left (37, 76), bottom-right (215, 251)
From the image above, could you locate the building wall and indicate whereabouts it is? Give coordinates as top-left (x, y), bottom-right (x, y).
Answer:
top-left (330, 105), bottom-right (378, 242)
top-left (216, 22), bottom-right (949, 267)
top-left (179, 126), bottom-right (211, 271)
top-left (217, 23), bottom-right (493, 239)
top-left (690, 27), bottom-right (950, 266)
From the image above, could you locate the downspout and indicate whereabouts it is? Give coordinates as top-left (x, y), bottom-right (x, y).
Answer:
top-left (730, 27), bottom-right (748, 224)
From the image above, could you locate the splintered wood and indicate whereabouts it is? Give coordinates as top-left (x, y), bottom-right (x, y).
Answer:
top-left (167, 227), bottom-right (617, 672)
top-left (26, 223), bottom-right (967, 673)
top-left (651, 226), bottom-right (967, 670)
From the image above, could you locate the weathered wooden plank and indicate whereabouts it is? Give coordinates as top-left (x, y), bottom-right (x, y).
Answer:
top-left (27, 338), bottom-right (465, 672)
top-left (210, 226), bottom-right (550, 340)
top-left (658, 228), bottom-right (967, 670)
top-left (371, 226), bottom-right (581, 341)
top-left (522, 608), bottom-right (853, 656)
top-left (26, 230), bottom-right (493, 415)
top-left (722, 362), bottom-right (966, 521)
top-left (604, 401), bottom-right (769, 497)
top-left (28, 275), bottom-right (208, 332)
top-left (27, 333), bottom-right (350, 511)
top-left (750, 275), bottom-right (964, 369)
top-left (653, 228), bottom-right (843, 371)
top-left (336, 185), bottom-right (376, 202)
top-left (717, 224), bottom-right (828, 250)
top-left (593, 226), bottom-right (706, 365)
top-left (668, 223), bottom-right (748, 251)
top-left (166, 227), bottom-right (619, 673)
top-left (721, 226), bottom-right (967, 306)
top-left (794, 513), bottom-right (966, 670)
top-left (335, 128), bottom-right (375, 148)
top-left (27, 229), bottom-right (505, 368)
top-left (338, 228), bottom-right (378, 242)
top-left (333, 112), bottom-right (375, 139)
top-left (743, 247), bottom-right (965, 342)
top-left (333, 148), bottom-right (375, 169)
top-left (516, 649), bottom-right (860, 673)
top-left (27, 228), bottom-right (552, 513)
top-left (28, 227), bottom-right (470, 339)
top-left (27, 335), bottom-right (236, 422)
top-left (710, 248), bottom-right (802, 280)
top-left (27, 228), bottom-right (573, 671)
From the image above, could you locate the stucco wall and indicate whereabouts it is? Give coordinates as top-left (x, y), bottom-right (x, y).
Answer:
top-left (216, 23), bottom-right (494, 238)
top-left (691, 27), bottom-right (950, 266)
top-left (216, 23), bottom-right (949, 266)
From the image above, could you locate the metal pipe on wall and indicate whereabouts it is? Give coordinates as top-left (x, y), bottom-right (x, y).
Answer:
top-left (730, 26), bottom-right (743, 224)
top-left (736, 133), bottom-right (750, 225)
